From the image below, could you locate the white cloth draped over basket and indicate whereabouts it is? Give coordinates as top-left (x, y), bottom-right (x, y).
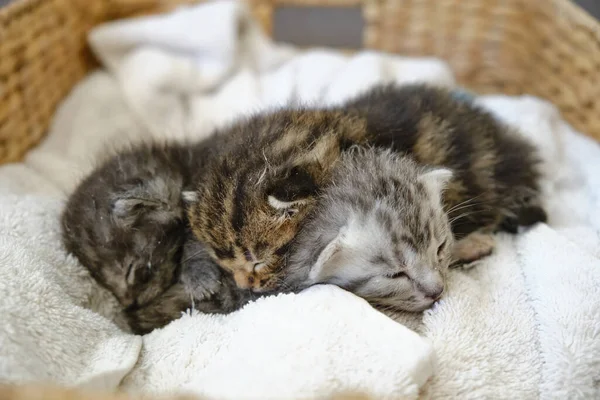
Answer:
top-left (0, 1), bottom-right (598, 399)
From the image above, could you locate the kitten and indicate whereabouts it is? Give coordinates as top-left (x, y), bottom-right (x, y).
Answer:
top-left (283, 147), bottom-right (453, 312)
top-left (62, 142), bottom-right (195, 308)
top-left (62, 141), bottom-right (252, 334)
top-left (187, 83), bottom-right (546, 294)
top-left (187, 110), bottom-right (367, 291)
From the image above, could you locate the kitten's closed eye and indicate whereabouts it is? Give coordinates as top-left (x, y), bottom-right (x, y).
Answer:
top-left (437, 240), bottom-right (447, 257)
top-left (267, 196), bottom-right (303, 222)
top-left (387, 271), bottom-right (408, 279)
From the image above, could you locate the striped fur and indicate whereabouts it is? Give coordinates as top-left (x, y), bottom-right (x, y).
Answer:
top-left (187, 84), bottom-right (546, 294)
top-left (62, 140), bottom-right (252, 334)
top-left (283, 147), bottom-right (453, 312)
top-left (344, 84), bottom-right (546, 237)
top-left (187, 110), bottom-right (367, 292)
top-left (62, 142), bottom-right (198, 309)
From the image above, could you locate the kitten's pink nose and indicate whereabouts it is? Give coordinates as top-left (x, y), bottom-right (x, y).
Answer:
top-left (425, 285), bottom-right (444, 301)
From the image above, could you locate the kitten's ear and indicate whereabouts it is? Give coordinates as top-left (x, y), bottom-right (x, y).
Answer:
top-left (267, 165), bottom-right (319, 213)
top-left (111, 197), bottom-right (159, 218)
top-left (111, 188), bottom-right (181, 226)
top-left (308, 234), bottom-right (346, 283)
top-left (420, 168), bottom-right (453, 194)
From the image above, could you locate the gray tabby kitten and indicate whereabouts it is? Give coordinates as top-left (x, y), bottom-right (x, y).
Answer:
top-left (62, 142), bottom-right (253, 334)
top-left (283, 147), bottom-right (462, 312)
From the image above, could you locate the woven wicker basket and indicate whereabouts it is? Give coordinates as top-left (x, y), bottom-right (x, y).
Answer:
top-left (0, 1), bottom-right (598, 398)
top-left (0, 0), bottom-right (599, 165)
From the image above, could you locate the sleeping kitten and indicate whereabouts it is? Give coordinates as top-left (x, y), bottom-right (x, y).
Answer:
top-left (62, 141), bottom-right (253, 334)
top-left (62, 142), bottom-right (195, 308)
top-left (187, 110), bottom-right (367, 291)
top-left (283, 147), bottom-right (453, 311)
top-left (187, 83), bottom-right (546, 294)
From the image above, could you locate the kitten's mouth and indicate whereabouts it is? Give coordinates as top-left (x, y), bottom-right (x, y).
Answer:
top-left (232, 268), bottom-right (275, 292)
top-left (375, 297), bottom-right (439, 313)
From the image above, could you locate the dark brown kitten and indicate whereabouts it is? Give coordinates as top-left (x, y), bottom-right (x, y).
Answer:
top-left (62, 143), bottom-right (197, 308)
top-left (62, 140), bottom-right (255, 334)
top-left (186, 84), bottom-right (546, 294)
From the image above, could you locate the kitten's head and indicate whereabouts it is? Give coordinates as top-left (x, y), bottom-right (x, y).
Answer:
top-left (62, 168), bottom-right (188, 308)
top-left (284, 148), bottom-right (454, 312)
top-left (188, 159), bottom-right (321, 292)
top-left (187, 109), bottom-right (365, 292)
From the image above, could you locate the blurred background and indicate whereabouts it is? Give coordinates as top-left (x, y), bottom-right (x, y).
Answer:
top-left (577, 0), bottom-right (600, 18)
top-left (0, 1), bottom-right (599, 19)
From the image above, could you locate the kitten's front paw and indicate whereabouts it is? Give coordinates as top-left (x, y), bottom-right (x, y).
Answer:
top-left (181, 263), bottom-right (224, 300)
top-left (451, 232), bottom-right (495, 268)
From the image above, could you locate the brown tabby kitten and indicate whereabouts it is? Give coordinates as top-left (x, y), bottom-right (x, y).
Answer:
top-left (187, 84), bottom-right (546, 294)
top-left (61, 142), bottom-right (219, 307)
top-left (187, 110), bottom-right (368, 291)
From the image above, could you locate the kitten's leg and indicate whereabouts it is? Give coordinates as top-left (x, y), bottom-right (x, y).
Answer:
top-left (179, 235), bottom-right (236, 301)
top-left (450, 231), bottom-right (495, 269)
top-left (181, 261), bottom-right (254, 315)
top-left (125, 278), bottom-right (251, 335)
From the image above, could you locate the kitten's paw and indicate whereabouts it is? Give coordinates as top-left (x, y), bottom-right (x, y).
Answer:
top-left (180, 262), bottom-right (224, 300)
top-left (451, 232), bottom-right (495, 267)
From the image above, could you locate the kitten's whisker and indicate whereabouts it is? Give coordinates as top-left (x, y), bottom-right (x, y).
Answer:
top-left (448, 209), bottom-right (493, 224)
top-left (445, 198), bottom-right (496, 214)
top-left (448, 207), bottom-right (494, 222)
top-left (445, 192), bottom-right (493, 213)
top-left (273, 276), bottom-right (295, 292)
top-left (180, 249), bottom-right (209, 265)
top-left (446, 202), bottom-right (487, 214)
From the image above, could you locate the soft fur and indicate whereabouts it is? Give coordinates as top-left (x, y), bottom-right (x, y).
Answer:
top-left (61, 141), bottom-right (253, 334)
top-left (187, 110), bottom-right (367, 292)
top-left (187, 83), bottom-right (547, 297)
top-left (343, 84), bottom-right (547, 238)
top-left (284, 147), bottom-right (454, 312)
top-left (125, 234), bottom-right (257, 334)
top-left (62, 143), bottom-right (195, 308)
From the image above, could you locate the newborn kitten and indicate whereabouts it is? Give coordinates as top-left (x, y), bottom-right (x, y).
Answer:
top-left (284, 147), bottom-right (453, 312)
top-left (187, 110), bottom-right (366, 291)
top-left (62, 143), bottom-right (195, 308)
top-left (62, 141), bottom-right (252, 334)
top-left (187, 83), bottom-right (546, 293)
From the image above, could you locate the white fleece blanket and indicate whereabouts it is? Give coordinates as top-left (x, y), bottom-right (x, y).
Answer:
top-left (0, 1), bottom-right (599, 399)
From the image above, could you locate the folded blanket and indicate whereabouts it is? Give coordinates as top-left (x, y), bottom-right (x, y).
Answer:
top-left (0, 195), bottom-right (140, 390)
top-left (0, 1), bottom-right (598, 399)
top-left (122, 285), bottom-right (434, 399)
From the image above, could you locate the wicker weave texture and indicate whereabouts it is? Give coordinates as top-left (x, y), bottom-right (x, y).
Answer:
top-left (1, 0), bottom-right (599, 164)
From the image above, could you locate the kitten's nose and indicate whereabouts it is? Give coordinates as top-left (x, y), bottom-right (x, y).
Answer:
top-left (425, 285), bottom-right (444, 301)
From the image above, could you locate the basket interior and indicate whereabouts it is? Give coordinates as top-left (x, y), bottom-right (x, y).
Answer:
top-left (0, 0), bottom-right (599, 164)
